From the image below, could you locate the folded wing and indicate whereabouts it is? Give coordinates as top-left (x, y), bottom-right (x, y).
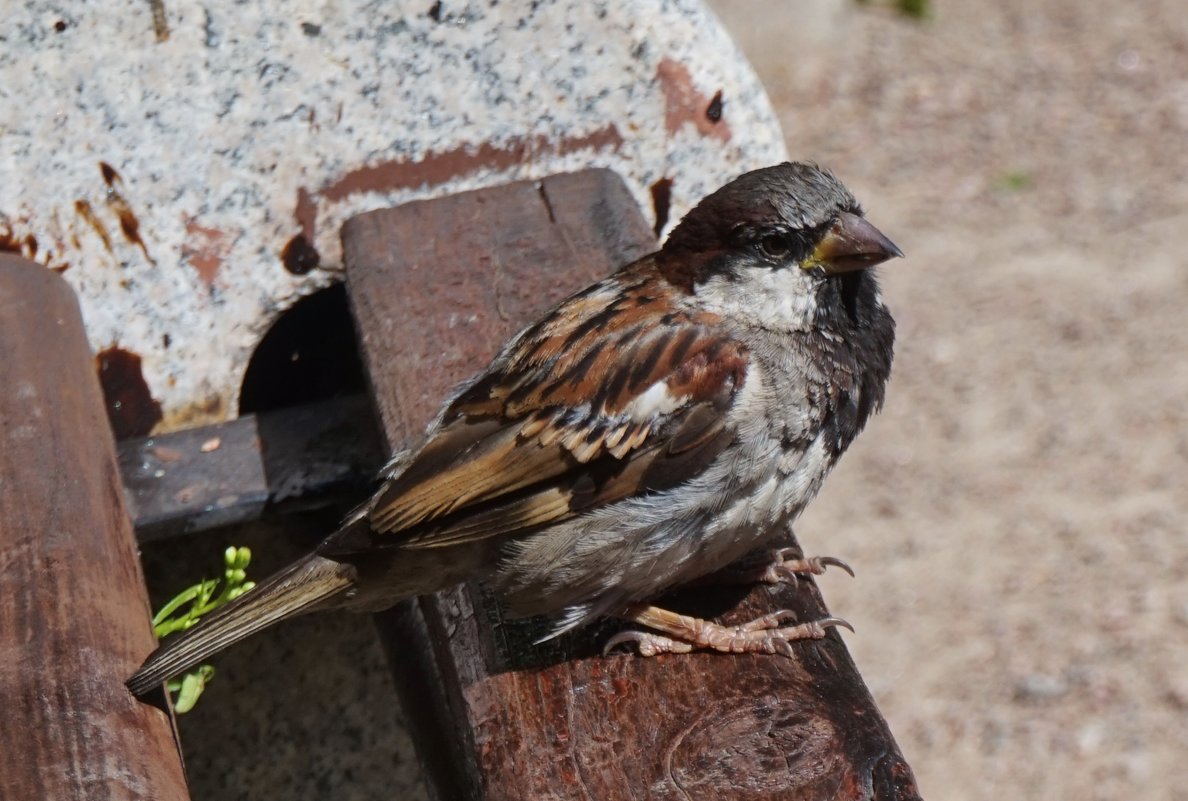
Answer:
top-left (320, 266), bottom-right (750, 556)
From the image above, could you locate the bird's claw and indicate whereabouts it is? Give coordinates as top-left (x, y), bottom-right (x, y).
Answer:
top-left (817, 615), bottom-right (855, 634)
top-left (816, 556), bottom-right (856, 578)
top-left (759, 549), bottom-right (855, 586)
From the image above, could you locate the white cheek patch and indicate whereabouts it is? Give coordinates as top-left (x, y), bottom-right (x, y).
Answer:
top-left (696, 268), bottom-right (821, 331)
top-left (750, 269), bottom-right (821, 328)
top-left (622, 381), bottom-right (687, 423)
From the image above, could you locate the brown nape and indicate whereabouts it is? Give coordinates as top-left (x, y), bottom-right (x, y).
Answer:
top-left (654, 244), bottom-right (727, 293)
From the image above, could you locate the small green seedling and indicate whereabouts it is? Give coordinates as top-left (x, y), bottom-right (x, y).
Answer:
top-left (152, 546), bottom-right (255, 712)
top-left (996, 170), bottom-right (1033, 192)
top-left (854, 0), bottom-right (932, 21)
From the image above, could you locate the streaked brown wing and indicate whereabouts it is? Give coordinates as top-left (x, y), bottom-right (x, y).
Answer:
top-left (320, 263), bottom-right (749, 555)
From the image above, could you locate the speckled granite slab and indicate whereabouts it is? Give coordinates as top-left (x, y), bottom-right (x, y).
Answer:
top-left (1, 0), bottom-right (785, 434)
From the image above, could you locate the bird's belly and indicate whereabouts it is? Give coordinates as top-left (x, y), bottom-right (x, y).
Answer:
top-left (663, 433), bottom-right (832, 588)
top-left (490, 430), bottom-right (832, 620)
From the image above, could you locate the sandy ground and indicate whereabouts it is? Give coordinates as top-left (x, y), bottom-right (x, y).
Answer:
top-left (707, 1), bottom-right (1188, 798)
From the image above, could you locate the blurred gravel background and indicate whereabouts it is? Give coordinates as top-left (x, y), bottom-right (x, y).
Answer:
top-left (707, 1), bottom-right (1188, 798)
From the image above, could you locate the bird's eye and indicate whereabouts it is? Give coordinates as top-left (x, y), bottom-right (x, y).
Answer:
top-left (758, 234), bottom-right (792, 260)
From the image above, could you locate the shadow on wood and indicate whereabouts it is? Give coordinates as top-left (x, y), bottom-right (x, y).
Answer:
top-left (341, 171), bottom-right (922, 800)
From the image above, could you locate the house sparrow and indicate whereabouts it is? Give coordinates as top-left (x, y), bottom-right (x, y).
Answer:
top-left (127, 162), bottom-right (900, 695)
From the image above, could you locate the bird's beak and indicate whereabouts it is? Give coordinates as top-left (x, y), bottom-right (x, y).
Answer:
top-left (806, 212), bottom-right (904, 274)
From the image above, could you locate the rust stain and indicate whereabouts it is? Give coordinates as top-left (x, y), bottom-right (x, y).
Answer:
top-left (181, 217), bottom-right (231, 286)
top-left (281, 233), bottom-right (320, 275)
top-left (100, 162), bottom-right (155, 265)
top-left (295, 125), bottom-right (624, 260)
top-left (706, 90), bottom-right (724, 123)
top-left (148, 0), bottom-right (169, 41)
top-left (95, 346), bottom-right (164, 439)
top-left (319, 124), bottom-right (624, 202)
top-left (2, 217), bottom-right (68, 272)
top-left (161, 394), bottom-right (226, 431)
top-left (650, 177), bottom-right (674, 237)
top-left (100, 161), bottom-right (121, 187)
top-left (42, 248), bottom-right (68, 273)
top-left (656, 59), bottom-right (732, 143)
top-left (113, 198), bottom-right (154, 264)
top-left (0, 226), bottom-right (22, 253)
top-left (74, 199), bottom-right (114, 252)
top-left (295, 185), bottom-right (318, 241)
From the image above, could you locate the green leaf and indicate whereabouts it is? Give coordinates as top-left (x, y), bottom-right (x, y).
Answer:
top-left (172, 665), bottom-right (216, 714)
top-left (151, 583), bottom-right (204, 630)
top-left (150, 546), bottom-right (255, 712)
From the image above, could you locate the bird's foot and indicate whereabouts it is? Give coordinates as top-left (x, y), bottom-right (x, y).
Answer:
top-left (604, 604), bottom-right (853, 658)
top-left (709, 547), bottom-right (854, 589)
top-left (757, 548), bottom-right (855, 587)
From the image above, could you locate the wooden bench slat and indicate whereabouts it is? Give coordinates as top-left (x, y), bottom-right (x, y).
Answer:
top-left (119, 394), bottom-right (384, 541)
top-left (0, 255), bottom-right (190, 801)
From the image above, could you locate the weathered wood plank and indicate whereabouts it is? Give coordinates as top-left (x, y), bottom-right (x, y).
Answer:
top-left (120, 412), bottom-right (269, 539)
top-left (119, 394), bottom-right (383, 541)
top-left (0, 255), bottom-right (189, 801)
top-left (341, 170), bottom-right (921, 800)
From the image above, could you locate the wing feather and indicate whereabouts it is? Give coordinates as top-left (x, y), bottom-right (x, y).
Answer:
top-left (321, 261), bottom-right (750, 556)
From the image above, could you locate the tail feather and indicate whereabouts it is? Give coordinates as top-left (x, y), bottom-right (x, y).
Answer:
top-left (127, 555), bottom-right (355, 696)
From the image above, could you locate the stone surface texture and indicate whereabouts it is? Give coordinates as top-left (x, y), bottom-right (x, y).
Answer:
top-left (1, 0), bottom-right (785, 432)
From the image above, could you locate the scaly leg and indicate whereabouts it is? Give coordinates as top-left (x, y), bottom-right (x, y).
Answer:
top-left (605, 604), bottom-right (853, 658)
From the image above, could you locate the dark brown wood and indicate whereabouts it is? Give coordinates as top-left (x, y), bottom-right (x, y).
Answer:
top-left (119, 394), bottom-right (384, 541)
top-left (120, 408), bottom-right (269, 539)
top-left (0, 256), bottom-right (189, 801)
top-left (341, 170), bottom-right (922, 801)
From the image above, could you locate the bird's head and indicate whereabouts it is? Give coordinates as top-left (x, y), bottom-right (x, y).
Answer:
top-left (659, 162), bottom-right (902, 331)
